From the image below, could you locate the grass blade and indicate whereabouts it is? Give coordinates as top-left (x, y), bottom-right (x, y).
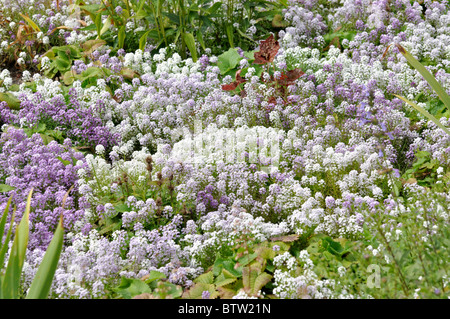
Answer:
top-left (0, 198), bottom-right (15, 272)
top-left (394, 94), bottom-right (450, 136)
top-left (396, 44), bottom-right (450, 110)
top-left (25, 215), bottom-right (64, 299)
top-left (1, 188), bottom-right (33, 298)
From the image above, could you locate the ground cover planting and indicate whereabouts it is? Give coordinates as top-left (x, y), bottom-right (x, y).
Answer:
top-left (0, 0), bottom-right (449, 299)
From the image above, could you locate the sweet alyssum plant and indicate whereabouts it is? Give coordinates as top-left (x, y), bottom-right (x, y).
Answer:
top-left (385, 43), bottom-right (450, 136)
top-left (0, 189), bottom-right (64, 299)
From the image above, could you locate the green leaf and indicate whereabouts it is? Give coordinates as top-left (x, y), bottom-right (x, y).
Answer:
top-left (193, 271), bottom-right (214, 285)
top-left (214, 269), bottom-right (237, 287)
top-left (114, 277), bottom-right (152, 299)
top-left (394, 94), bottom-right (450, 137)
top-left (56, 157), bottom-right (71, 166)
top-left (0, 197), bottom-right (14, 271)
top-left (144, 270), bottom-right (166, 285)
top-left (139, 30), bottom-right (151, 51)
top-left (80, 67), bottom-right (103, 80)
top-left (396, 44), bottom-right (450, 111)
top-left (118, 25), bottom-right (126, 49)
top-left (19, 14), bottom-right (41, 32)
top-left (197, 30), bottom-right (206, 51)
top-left (226, 24), bottom-right (234, 48)
top-left (0, 184), bottom-right (16, 193)
top-left (54, 58), bottom-right (71, 72)
top-left (183, 32), bottom-right (198, 62)
top-left (2, 189), bottom-right (32, 299)
top-left (217, 48), bottom-right (242, 75)
top-left (114, 203), bottom-right (130, 213)
top-left (182, 282), bottom-right (217, 299)
top-left (62, 70), bottom-right (76, 86)
top-left (26, 215), bottom-right (64, 299)
top-left (99, 16), bottom-right (112, 37)
top-left (0, 92), bottom-right (21, 110)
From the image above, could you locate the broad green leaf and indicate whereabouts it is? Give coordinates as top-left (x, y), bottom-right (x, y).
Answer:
top-left (214, 269), bottom-right (237, 287)
top-left (26, 215), bottom-right (64, 299)
top-left (193, 271), bottom-right (214, 285)
top-left (81, 39), bottom-right (106, 55)
top-left (252, 272), bottom-right (272, 295)
top-left (144, 270), bottom-right (166, 285)
top-left (114, 277), bottom-right (152, 299)
top-left (54, 58), bottom-right (70, 72)
top-left (181, 282), bottom-right (217, 299)
top-left (183, 32), bottom-right (197, 62)
top-left (0, 92), bottom-right (21, 110)
top-left (80, 4), bottom-right (103, 14)
top-left (0, 184), bottom-right (16, 193)
top-left (62, 70), bottom-right (76, 86)
top-left (114, 203), bottom-right (130, 213)
top-left (217, 48), bottom-right (242, 75)
top-left (394, 94), bottom-right (450, 136)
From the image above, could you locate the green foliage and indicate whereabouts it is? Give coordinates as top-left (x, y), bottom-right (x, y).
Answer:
top-left (0, 189), bottom-right (64, 299)
top-left (390, 44), bottom-right (450, 136)
top-left (83, 0), bottom-right (286, 58)
top-left (40, 45), bottom-right (82, 78)
top-left (183, 239), bottom-right (291, 298)
top-left (402, 151), bottom-right (449, 188)
top-left (0, 92), bottom-right (21, 110)
top-left (113, 270), bottom-right (183, 299)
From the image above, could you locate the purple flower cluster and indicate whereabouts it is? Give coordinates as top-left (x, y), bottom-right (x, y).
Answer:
top-left (0, 127), bottom-right (88, 250)
top-left (0, 88), bottom-right (119, 150)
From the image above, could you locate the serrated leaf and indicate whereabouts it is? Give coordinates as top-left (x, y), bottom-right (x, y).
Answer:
top-left (214, 269), bottom-right (237, 287)
top-left (217, 286), bottom-right (237, 299)
top-left (193, 271), bottom-right (214, 284)
top-left (182, 282), bottom-right (217, 299)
